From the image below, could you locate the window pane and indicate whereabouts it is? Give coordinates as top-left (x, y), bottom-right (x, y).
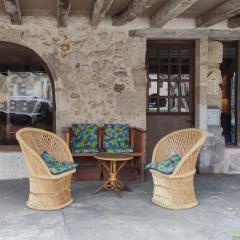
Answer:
top-left (148, 97), bottom-right (157, 112)
top-left (159, 65), bottom-right (168, 80)
top-left (170, 49), bottom-right (179, 64)
top-left (149, 81), bottom-right (157, 96)
top-left (181, 65), bottom-right (189, 80)
top-left (159, 49), bottom-right (168, 64)
top-left (159, 97), bottom-right (168, 112)
top-left (181, 49), bottom-right (189, 64)
top-left (181, 82), bottom-right (189, 96)
top-left (149, 65), bottom-right (158, 81)
top-left (170, 82), bottom-right (179, 96)
top-left (159, 82), bottom-right (168, 96)
top-left (0, 71), bottom-right (53, 145)
top-left (180, 98), bottom-right (189, 112)
top-left (170, 65), bottom-right (179, 80)
top-left (148, 48), bottom-right (158, 64)
top-left (169, 98), bottom-right (179, 112)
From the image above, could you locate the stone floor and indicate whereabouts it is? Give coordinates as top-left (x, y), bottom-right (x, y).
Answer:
top-left (0, 175), bottom-right (240, 240)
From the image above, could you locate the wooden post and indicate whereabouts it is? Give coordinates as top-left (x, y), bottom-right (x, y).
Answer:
top-left (4, 0), bottom-right (22, 25)
top-left (57, 0), bottom-right (71, 27)
top-left (91, 0), bottom-right (114, 26)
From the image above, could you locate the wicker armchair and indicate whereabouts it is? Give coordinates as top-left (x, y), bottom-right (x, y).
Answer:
top-left (16, 128), bottom-right (76, 211)
top-left (150, 128), bottom-right (207, 210)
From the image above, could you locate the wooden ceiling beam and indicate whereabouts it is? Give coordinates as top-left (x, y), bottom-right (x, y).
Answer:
top-left (228, 15), bottom-right (240, 28)
top-left (91, 0), bottom-right (114, 26)
top-left (57, 0), bottom-right (71, 27)
top-left (151, 0), bottom-right (198, 27)
top-left (4, 0), bottom-right (22, 25)
top-left (129, 28), bottom-right (240, 41)
top-left (196, 0), bottom-right (240, 27)
top-left (112, 0), bottom-right (159, 26)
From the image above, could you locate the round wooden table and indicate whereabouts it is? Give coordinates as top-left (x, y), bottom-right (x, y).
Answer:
top-left (93, 153), bottom-right (133, 197)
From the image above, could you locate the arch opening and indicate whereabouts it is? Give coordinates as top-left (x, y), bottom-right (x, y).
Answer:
top-left (0, 41), bottom-right (56, 145)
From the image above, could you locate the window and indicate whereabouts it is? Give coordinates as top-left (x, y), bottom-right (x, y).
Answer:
top-left (0, 43), bottom-right (54, 145)
top-left (147, 42), bottom-right (194, 114)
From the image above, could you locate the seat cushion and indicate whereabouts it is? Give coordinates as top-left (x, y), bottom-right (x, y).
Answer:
top-left (106, 147), bottom-right (133, 153)
top-left (145, 154), bottom-right (181, 175)
top-left (71, 124), bottom-right (98, 152)
top-left (41, 151), bottom-right (79, 175)
top-left (72, 147), bottom-right (99, 153)
top-left (103, 124), bottom-right (130, 150)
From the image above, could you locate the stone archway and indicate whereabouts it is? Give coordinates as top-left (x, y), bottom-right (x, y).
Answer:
top-left (0, 41), bottom-right (57, 134)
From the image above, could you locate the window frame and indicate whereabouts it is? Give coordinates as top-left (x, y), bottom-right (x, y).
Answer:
top-left (146, 40), bottom-right (195, 116)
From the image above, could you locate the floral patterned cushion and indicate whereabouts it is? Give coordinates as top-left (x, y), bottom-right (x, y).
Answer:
top-left (103, 124), bottom-right (130, 150)
top-left (71, 124), bottom-right (98, 153)
top-left (41, 151), bottom-right (79, 175)
top-left (145, 154), bottom-right (181, 175)
top-left (106, 147), bottom-right (133, 153)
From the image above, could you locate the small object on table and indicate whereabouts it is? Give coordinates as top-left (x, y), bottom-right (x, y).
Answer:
top-left (93, 153), bottom-right (133, 197)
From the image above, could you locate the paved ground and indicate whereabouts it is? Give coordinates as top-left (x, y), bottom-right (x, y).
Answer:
top-left (0, 175), bottom-right (240, 240)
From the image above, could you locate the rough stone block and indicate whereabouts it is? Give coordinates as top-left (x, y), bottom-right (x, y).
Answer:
top-left (208, 41), bottom-right (223, 64)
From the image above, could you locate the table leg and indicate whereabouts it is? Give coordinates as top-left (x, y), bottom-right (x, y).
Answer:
top-left (92, 180), bottom-right (110, 195)
top-left (93, 159), bottom-right (133, 196)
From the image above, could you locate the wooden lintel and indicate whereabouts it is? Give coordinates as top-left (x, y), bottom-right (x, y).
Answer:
top-left (4, 0), bottom-right (22, 25)
top-left (112, 0), bottom-right (159, 26)
top-left (151, 0), bottom-right (198, 28)
top-left (129, 28), bottom-right (240, 41)
top-left (91, 0), bottom-right (114, 26)
top-left (57, 0), bottom-right (71, 27)
top-left (228, 15), bottom-right (240, 28)
top-left (196, 0), bottom-right (240, 27)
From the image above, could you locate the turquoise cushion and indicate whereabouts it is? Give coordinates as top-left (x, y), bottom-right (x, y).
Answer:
top-left (71, 124), bottom-right (98, 153)
top-left (106, 147), bottom-right (133, 153)
top-left (103, 124), bottom-right (130, 150)
top-left (145, 154), bottom-right (181, 175)
top-left (41, 151), bottom-right (79, 175)
top-left (72, 147), bottom-right (99, 153)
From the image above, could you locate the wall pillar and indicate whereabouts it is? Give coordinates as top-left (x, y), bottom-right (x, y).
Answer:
top-left (195, 39), bottom-right (208, 131)
top-left (197, 40), bottom-right (226, 173)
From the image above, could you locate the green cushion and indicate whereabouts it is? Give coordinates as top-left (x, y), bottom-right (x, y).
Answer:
top-left (103, 124), bottom-right (130, 150)
top-left (106, 147), bottom-right (133, 153)
top-left (41, 151), bottom-right (79, 175)
top-left (72, 147), bottom-right (99, 153)
top-left (145, 154), bottom-right (181, 175)
top-left (71, 124), bottom-right (98, 152)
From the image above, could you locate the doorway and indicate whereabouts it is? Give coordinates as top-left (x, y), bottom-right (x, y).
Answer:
top-left (0, 42), bottom-right (56, 145)
top-left (220, 42), bottom-right (237, 145)
top-left (146, 41), bottom-right (195, 162)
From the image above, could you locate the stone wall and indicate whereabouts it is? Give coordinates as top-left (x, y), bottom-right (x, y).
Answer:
top-left (0, 16), bottom-right (147, 179)
top-left (0, 15), bottom-right (239, 178)
top-left (0, 16), bottom-right (147, 135)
